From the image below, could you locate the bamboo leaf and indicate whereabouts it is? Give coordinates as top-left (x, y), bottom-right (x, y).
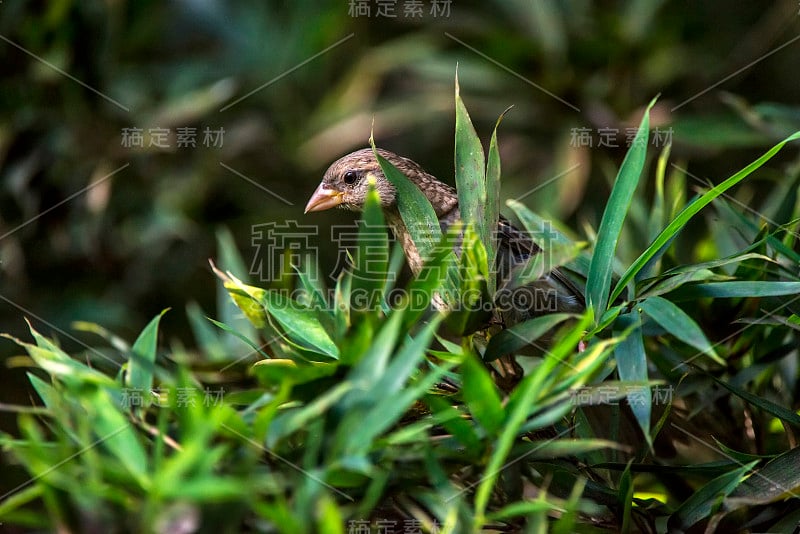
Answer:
top-left (587, 98), bottom-right (657, 318)
top-left (614, 309), bottom-right (651, 447)
top-left (369, 133), bottom-right (441, 260)
top-left (127, 310), bottom-right (167, 394)
top-left (611, 130), bottom-right (800, 305)
top-left (455, 70), bottom-right (489, 265)
top-left (639, 296), bottom-right (723, 365)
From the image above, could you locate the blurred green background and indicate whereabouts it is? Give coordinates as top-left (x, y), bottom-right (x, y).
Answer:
top-left (1, 0), bottom-right (799, 440)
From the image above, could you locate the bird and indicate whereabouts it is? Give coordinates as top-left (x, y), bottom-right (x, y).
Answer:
top-left (304, 147), bottom-right (585, 328)
top-left (305, 150), bottom-right (700, 460)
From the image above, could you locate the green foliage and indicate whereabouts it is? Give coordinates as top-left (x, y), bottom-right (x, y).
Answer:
top-left (587, 97), bottom-right (656, 318)
top-left (3, 74), bottom-right (800, 533)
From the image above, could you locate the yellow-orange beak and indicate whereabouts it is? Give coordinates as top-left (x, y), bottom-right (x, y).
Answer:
top-left (304, 184), bottom-right (344, 213)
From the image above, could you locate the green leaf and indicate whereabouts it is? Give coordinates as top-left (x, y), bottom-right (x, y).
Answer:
top-left (648, 143), bottom-right (670, 245)
top-left (552, 477), bottom-right (587, 534)
top-left (292, 254), bottom-right (332, 319)
top-left (340, 317), bottom-right (448, 455)
top-left (485, 107), bottom-right (511, 291)
top-left (157, 476), bottom-right (251, 500)
top-left (334, 268), bottom-right (352, 338)
top-left (251, 359), bottom-right (337, 386)
top-left (454, 71), bottom-right (489, 270)
top-left (442, 225), bottom-right (493, 335)
top-left (348, 362), bottom-right (453, 456)
top-left (3, 326), bottom-right (114, 387)
top-left (369, 133), bottom-right (441, 261)
top-left (71, 320), bottom-right (130, 353)
top-left (714, 200), bottom-right (800, 264)
top-left (215, 227), bottom-right (259, 345)
top-left (346, 309), bottom-right (403, 384)
top-left (511, 438), bottom-right (626, 459)
top-left (669, 281), bottom-right (800, 299)
top-left (637, 269), bottom-right (722, 299)
top-left (218, 272), bottom-right (269, 329)
top-left (185, 302), bottom-right (228, 362)
top-left (658, 251), bottom-right (776, 277)
top-left (127, 310), bottom-right (167, 394)
top-left (318, 495), bottom-right (346, 534)
top-left (461, 351), bottom-right (504, 435)
top-left (475, 312), bottom-right (592, 519)
top-left (639, 296), bottom-right (723, 365)
top-left (611, 130), bottom-right (800, 305)
top-left (89, 388), bottom-right (149, 482)
top-left (613, 310), bottom-right (651, 447)
top-left (381, 241), bottom-right (406, 304)
top-left (618, 461), bottom-right (634, 534)
top-left (351, 179), bottom-right (389, 315)
top-left (727, 445), bottom-right (800, 507)
top-left (422, 395), bottom-right (482, 454)
top-left (487, 499), bottom-right (564, 522)
top-left (0, 484), bottom-right (44, 520)
top-left (668, 461), bottom-right (756, 531)
top-left (587, 97), bottom-right (656, 318)
top-left (206, 317), bottom-right (269, 361)
top-left (400, 227), bottom-right (459, 330)
top-left (372, 314), bottom-right (443, 396)
top-left (267, 381), bottom-right (353, 447)
top-left (27, 374), bottom-right (60, 413)
top-left (710, 375), bottom-right (800, 426)
top-left (261, 290), bottom-right (339, 358)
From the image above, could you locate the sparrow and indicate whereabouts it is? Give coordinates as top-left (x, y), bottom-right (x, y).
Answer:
top-left (305, 148), bottom-right (584, 326)
top-left (305, 150), bottom-right (702, 457)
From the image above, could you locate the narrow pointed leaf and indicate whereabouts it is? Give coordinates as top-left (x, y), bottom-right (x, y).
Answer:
top-left (3, 330), bottom-right (113, 387)
top-left (262, 290), bottom-right (339, 358)
top-left (727, 446), bottom-right (800, 507)
top-left (613, 310), bottom-right (651, 447)
top-left (668, 281), bottom-right (800, 300)
top-left (611, 130), bottom-right (800, 305)
top-left (370, 134), bottom-right (441, 260)
top-left (127, 310), bottom-right (167, 393)
top-left (89, 388), bottom-right (149, 480)
top-left (455, 71), bottom-right (488, 258)
top-left (501, 240), bottom-right (586, 291)
top-left (461, 351), bottom-right (504, 435)
top-left (668, 462), bottom-right (756, 531)
top-left (475, 312), bottom-right (591, 517)
top-left (710, 375), bottom-right (800, 425)
top-left (352, 180), bottom-right (389, 314)
top-left (485, 107), bottom-right (511, 291)
top-left (587, 98), bottom-right (656, 318)
top-left (639, 296), bottom-right (723, 365)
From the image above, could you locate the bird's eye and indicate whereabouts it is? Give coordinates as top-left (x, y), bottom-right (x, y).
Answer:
top-left (343, 170), bottom-right (358, 185)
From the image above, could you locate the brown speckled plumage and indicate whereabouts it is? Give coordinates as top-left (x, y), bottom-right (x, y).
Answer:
top-left (306, 148), bottom-right (585, 319)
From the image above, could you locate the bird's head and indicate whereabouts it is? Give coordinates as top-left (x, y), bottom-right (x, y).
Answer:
top-left (304, 148), bottom-right (400, 213)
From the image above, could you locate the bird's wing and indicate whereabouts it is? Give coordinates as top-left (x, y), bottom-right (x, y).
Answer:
top-left (496, 216), bottom-right (586, 309)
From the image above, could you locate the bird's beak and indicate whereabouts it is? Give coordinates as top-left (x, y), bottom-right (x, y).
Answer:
top-left (304, 184), bottom-right (344, 213)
